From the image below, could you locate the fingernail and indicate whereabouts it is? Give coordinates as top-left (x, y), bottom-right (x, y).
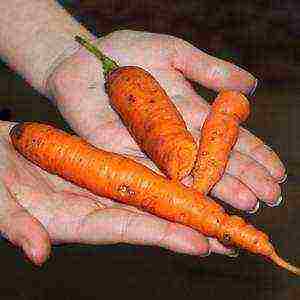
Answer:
top-left (247, 201), bottom-right (260, 214)
top-left (21, 237), bottom-right (43, 265)
top-left (224, 248), bottom-right (239, 258)
top-left (249, 79), bottom-right (258, 96)
top-left (29, 248), bottom-right (40, 265)
top-left (267, 195), bottom-right (283, 207)
top-left (22, 239), bottom-right (36, 262)
top-left (278, 173), bottom-right (288, 184)
top-left (199, 248), bottom-right (211, 258)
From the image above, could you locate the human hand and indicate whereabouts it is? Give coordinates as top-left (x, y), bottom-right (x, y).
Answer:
top-left (1, 120), bottom-right (221, 266)
top-left (48, 30), bottom-right (286, 210)
top-left (13, 29), bottom-right (284, 263)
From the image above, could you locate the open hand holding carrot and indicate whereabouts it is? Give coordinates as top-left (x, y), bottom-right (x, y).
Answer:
top-left (0, 121), bottom-right (214, 266)
top-left (0, 29), bottom-right (287, 268)
top-left (56, 31), bottom-right (285, 212)
top-left (65, 34), bottom-right (299, 275)
top-left (73, 36), bottom-right (251, 195)
top-left (0, 0), bottom-right (289, 273)
top-left (10, 121), bottom-right (300, 275)
top-left (74, 35), bottom-right (198, 181)
top-left (41, 30), bottom-right (288, 267)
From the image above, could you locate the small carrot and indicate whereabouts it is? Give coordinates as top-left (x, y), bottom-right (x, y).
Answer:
top-left (10, 122), bottom-right (300, 275)
top-left (75, 35), bottom-right (197, 181)
top-left (192, 90), bottom-right (250, 194)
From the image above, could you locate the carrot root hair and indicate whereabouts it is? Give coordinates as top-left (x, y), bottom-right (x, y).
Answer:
top-left (269, 252), bottom-right (300, 276)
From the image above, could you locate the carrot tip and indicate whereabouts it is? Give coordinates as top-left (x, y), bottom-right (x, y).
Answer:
top-left (270, 252), bottom-right (300, 276)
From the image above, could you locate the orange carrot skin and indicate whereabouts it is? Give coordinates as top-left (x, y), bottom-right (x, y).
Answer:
top-left (105, 66), bottom-right (198, 181)
top-left (10, 121), bottom-right (274, 257)
top-left (212, 90), bottom-right (250, 122)
top-left (193, 91), bottom-right (250, 194)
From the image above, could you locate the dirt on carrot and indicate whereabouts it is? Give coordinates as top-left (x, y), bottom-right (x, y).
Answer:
top-left (10, 121), bottom-right (300, 275)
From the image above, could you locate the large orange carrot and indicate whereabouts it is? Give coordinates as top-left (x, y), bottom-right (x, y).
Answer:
top-left (75, 35), bottom-right (197, 181)
top-left (193, 91), bottom-right (250, 194)
top-left (10, 121), bottom-right (299, 275)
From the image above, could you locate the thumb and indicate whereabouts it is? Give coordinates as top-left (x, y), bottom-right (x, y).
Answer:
top-left (172, 37), bottom-right (257, 95)
top-left (0, 184), bottom-right (51, 265)
top-left (74, 208), bottom-right (211, 256)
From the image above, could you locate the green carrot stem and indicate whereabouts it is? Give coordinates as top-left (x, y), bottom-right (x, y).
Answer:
top-left (75, 35), bottom-right (119, 78)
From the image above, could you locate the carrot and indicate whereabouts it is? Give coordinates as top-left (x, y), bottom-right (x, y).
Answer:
top-left (10, 121), bottom-right (300, 275)
top-left (74, 35), bottom-right (197, 181)
top-left (192, 90), bottom-right (250, 194)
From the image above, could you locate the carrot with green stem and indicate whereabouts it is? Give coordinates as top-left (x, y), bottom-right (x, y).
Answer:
top-left (10, 121), bottom-right (300, 275)
top-left (74, 35), bottom-right (197, 181)
top-left (192, 90), bottom-right (250, 194)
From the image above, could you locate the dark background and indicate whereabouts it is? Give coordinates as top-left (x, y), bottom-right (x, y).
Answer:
top-left (0, 0), bottom-right (299, 299)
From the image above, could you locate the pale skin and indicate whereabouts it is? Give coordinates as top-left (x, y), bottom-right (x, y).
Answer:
top-left (0, 1), bottom-right (286, 265)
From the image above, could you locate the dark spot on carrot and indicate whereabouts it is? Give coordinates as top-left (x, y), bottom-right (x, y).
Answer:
top-left (149, 99), bottom-right (155, 104)
top-left (140, 198), bottom-right (150, 210)
top-left (127, 94), bottom-right (136, 103)
top-left (211, 159), bottom-right (219, 167)
top-left (232, 113), bottom-right (241, 121)
top-left (222, 233), bottom-right (232, 245)
top-left (202, 151), bottom-right (209, 156)
top-left (140, 198), bottom-right (156, 212)
top-left (118, 184), bottom-right (135, 196)
top-left (179, 212), bottom-right (187, 222)
top-left (136, 81), bottom-right (144, 89)
top-left (212, 129), bottom-right (221, 137)
top-left (147, 202), bottom-right (156, 213)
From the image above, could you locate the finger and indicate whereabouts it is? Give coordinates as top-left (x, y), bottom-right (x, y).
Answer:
top-left (71, 194), bottom-right (238, 258)
top-left (0, 183), bottom-right (51, 265)
top-left (210, 173), bottom-right (258, 212)
top-left (179, 135), bottom-right (265, 213)
top-left (172, 37), bottom-right (257, 95)
top-left (127, 136), bottom-right (262, 212)
top-left (225, 151), bottom-right (281, 206)
top-left (234, 128), bottom-right (286, 182)
top-left (134, 146), bottom-right (259, 212)
top-left (75, 208), bottom-right (210, 256)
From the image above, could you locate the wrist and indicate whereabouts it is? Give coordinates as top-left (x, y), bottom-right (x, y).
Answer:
top-left (42, 35), bottom-right (84, 102)
top-left (0, 0), bottom-right (95, 99)
top-left (23, 28), bottom-right (96, 99)
top-left (45, 35), bottom-right (98, 106)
